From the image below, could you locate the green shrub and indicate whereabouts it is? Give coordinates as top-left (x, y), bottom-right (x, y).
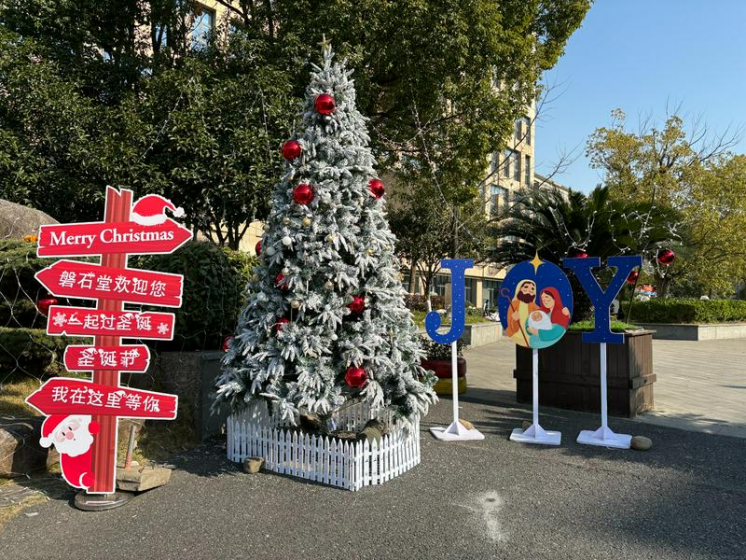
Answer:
top-left (568, 320), bottom-right (638, 332)
top-left (420, 337), bottom-right (466, 360)
top-left (136, 241), bottom-right (255, 351)
top-left (632, 298), bottom-right (746, 324)
top-left (0, 327), bottom-right (85, 377)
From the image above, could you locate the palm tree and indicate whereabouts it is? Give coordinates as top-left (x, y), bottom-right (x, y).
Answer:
top-left (487, 185), bottom-right (680, 319)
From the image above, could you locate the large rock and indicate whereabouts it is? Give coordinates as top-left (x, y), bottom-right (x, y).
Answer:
top-left (116, 465), bottom-right (172, 492)
top-left (0, 199), bottom-right (58, 239)
top-left (0, 417), bottom-right (49, 477)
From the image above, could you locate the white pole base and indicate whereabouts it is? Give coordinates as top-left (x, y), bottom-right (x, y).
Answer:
top-left (509, 423), bottom-right (561, 446)
top-left (577, 426), bottom-right (632, 449)
top-left (430, 420), bottom-right (485, 442)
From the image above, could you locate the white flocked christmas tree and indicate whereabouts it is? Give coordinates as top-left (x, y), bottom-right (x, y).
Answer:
top-left (216, 47), bottom-right (436, 429)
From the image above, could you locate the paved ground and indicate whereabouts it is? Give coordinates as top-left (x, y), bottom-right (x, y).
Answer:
top-left (1, 399), bottom-right (744, 560)
top-left (1, 337), bottom-right (744, 558)
top-left (465, 338), bottom-right (746, 438)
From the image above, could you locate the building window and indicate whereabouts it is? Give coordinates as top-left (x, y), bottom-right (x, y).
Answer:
top-left (524, 117), bottom-right (532, 145)
top-left (503, 150), bottom-right (511, 178)
top-left (431, 274), bottom-right (450, 297)
top-left (464, 278), bottom-right (477, 306)
top-left (525, 155), bottom-right (531, 185)
top-left (490, 151), bottom-right (499, 176)
top-left (191, 5), bottom-right (215, 50)
top-left (482, 279), bottom-right (502, 310)
top-left (513, 151), bottom-right (521, 182)
top-left (514, 119), bottom-right (522, 142)
top-left (491, 185), bottom-right (508, 213)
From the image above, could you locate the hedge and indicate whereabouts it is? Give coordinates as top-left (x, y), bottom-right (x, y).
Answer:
top-left (0, 327), bottom-right (85, 377)
top-left (136, 241), bottom-right (255, 352)
top-left (632, 298), bottom-right (746, 324)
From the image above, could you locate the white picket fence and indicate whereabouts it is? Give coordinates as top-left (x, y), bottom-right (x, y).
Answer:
top-left (227, 401), bottom-right (421, 491)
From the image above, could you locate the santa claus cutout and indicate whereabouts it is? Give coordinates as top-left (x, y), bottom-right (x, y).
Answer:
top-left (39, 414), bottom-right (100, 489)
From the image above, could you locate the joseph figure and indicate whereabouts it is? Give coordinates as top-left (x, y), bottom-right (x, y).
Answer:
top-left (505, 280), bottom-right (539, 347)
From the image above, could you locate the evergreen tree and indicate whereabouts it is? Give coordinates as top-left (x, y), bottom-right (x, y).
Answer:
top-left (216, 48), bottom-right (437, 427)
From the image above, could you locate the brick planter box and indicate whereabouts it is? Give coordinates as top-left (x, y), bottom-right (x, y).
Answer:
top-left (513, 330), bottom-right (656, 418)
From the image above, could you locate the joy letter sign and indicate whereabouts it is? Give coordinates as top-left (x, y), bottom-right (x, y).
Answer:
top-left (26, 187), bottom-right (191, 494)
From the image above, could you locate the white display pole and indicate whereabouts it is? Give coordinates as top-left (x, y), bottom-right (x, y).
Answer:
top-left (576, 343), bottom-right (632, 449)
top-left (429, 341), bottom-right (484, 441)
top-left (509, 348), bottom-right (561, 445)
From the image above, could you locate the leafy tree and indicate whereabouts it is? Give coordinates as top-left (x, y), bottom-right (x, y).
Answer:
top-left (0, 1), bottom-right (293, 247)
top-left (588, 110), bottom-right (746, 296)
top-left (0, 0), bottom-right (591, 246)
top-left (209, 0), bottom-right (591, 201)
top-left (389, 182), bottom-right (489, 310)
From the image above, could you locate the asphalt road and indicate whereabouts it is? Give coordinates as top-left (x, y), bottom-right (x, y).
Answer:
top-left (2, 396), bottom-right (744, 560)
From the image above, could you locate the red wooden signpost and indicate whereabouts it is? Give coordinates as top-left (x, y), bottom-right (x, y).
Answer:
top-left (27, 187), bottom-right (191, 496)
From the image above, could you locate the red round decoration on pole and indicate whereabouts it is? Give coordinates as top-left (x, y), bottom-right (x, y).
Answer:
top-left (314, 93), bottom-right (336, 116)
top-left (36, 297), bottom-right (58, 316)
top-left (345, 366), bottom-right (368, 389)
top-left (657, 248), bottom-right (676, 266)
top-left (274, 317), bottom-right (290, 332)
top-left (282, 140), bottom-right (302, 160)
top-left (275, 273), bottom-right (289, 290)
top-left (348, 295), bottom-right (366, 314)
top-left (255, 241), bottom-right (262, 256)
top-left (626, 270), bottom-right (640, 285)
top-left (222, 336), bottom-right (234, 352)
top-left (292, 183), bottom-right (315, 205)
top-left (368, 179), bottom-right (385, 199)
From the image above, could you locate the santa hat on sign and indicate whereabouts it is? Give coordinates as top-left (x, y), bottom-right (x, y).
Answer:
top-left (130, 194), bottom-right (184, 226)
top-left (39, 414), bottom-right (69, 448)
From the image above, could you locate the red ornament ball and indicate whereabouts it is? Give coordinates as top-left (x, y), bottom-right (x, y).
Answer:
top-left (314, 93), bottom-right (336, 116)
top-left (36, 297), bottom-right (58, 316)
top-left (222, 336), bottom-right (234, 352)
top-left (570, 248), bottom-right (589, 259)
top-left (348, 295), bottom-right (366, 314)
top-left (657, 248), bottom-right (676, 266)
top-left (282, 140), bottom-right (302, 160)
top-left (274, 317), bottom-right (290, 333)
top-left (368, 178), bottom-right (385, 199)
top-left (255, 240), bottom-right (262, 256)
top-left (626, 270), bottom-right (640, 285)
top-left (275, 273), bottom-right (290, 290)
top-left (345, 366), bottom-right (368, 389)
top-left (292, 183), bottom-right (315, 205)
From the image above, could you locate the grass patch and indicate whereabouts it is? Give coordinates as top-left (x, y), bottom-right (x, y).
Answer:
top-left (410, 310), bottom-right (492, 328)
top-left (568, 320), bottom-right (639, 332)
top-left (0, 377), bottom-right (41, 418)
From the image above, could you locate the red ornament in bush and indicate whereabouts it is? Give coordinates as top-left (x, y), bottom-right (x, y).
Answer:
top-left (274, 317), bottom-right (290, 332)
top-left (282, 140), bottom-right (302, 160)
top-left (36, 297), bottom-right (58, 316)
top-left (292, 183), bottom-right (315, 205)
top-left (345, 366), bottom-right (368, 389)
top-left (255, 241), bottom-right (262, 256)
top-left (368, 178), bottom-right (385, 199)
top-left (657, 248), bottom-right (676, 266)
top-left (348, 295), bottom-right (366, 314)
top-left (314, 93), bottom-right (336, 115)
top-left (626, 270), bottom-right (639, 285)
top-left (570, 248), bottom-right (588, 259)
top-left (275, 273), bottom-right (289, 290)
top-left (222, 336), bottom-right (234, 352)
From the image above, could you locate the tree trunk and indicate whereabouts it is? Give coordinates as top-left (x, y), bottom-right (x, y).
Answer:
top-left (408, 262), bottom-right (417, 294)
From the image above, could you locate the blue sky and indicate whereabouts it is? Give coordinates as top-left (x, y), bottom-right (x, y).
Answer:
top-left (534, 0), bottom-right (746, 193)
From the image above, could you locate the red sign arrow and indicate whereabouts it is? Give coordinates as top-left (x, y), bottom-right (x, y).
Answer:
top-left (35, 261), bottom-right (183, 307)
top-left (26, 378), bottom-right (177, 420)
top-left (46, 305), bottom-right (175, 340)
top-left (64, 345), bottom-right (150, 373)
top-left (37, 219), bottom-right (192, 258)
